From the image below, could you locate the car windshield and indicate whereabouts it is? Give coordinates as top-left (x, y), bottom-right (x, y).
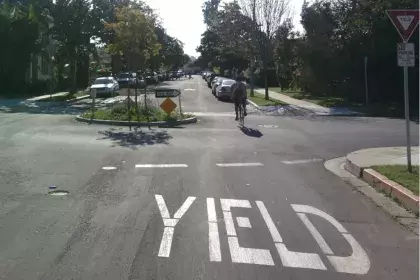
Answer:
top-left (94, 78), bottom-right (112, 84)
top-left (118, 73), bottom-right (131, 78)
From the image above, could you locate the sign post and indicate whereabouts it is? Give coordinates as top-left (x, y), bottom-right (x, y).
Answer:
top-left (91, 89), bottom-right (96, 121)
top-left (386, 9), bottom-right (419, 173)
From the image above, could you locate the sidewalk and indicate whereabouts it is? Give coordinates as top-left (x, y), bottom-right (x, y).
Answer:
top-left (254, 89), bottom-right (361, 116)
top-left (345, 146), bottom-right (419, 214)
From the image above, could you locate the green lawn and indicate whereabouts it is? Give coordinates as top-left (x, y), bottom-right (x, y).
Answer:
top-left (268, 87), bottom-right (415, 118)
top-left (372, 165), bottom-right (419, 195)
top-left (248, 92), bottom-right (287, 106)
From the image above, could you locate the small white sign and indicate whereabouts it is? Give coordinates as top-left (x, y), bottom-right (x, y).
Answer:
top-left (397, 43), bottom-right (415, 67)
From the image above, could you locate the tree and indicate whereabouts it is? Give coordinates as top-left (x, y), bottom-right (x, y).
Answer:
top-left (105, 6), bottom-right (160, 71)
top-left (50, 0), bottom-right (102, 94)
top-left (239, 0), bottom-right (291, 99)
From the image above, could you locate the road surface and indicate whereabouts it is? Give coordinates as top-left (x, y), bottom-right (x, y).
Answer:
top-left (0, 76), bottom-right (418, 280)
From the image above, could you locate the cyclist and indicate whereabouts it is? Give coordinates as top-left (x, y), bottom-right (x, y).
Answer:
top-left (231, 75), bottom-right (247, 121)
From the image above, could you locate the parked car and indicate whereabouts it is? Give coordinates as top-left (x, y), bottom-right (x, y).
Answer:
top-left (216, 79), bottom-right (236, 100)
top-left (211, 77), bottom-right (225, 95)
top-left (90, 77), bottom-right (119, 97)
top-left (117, 72), bottom-right (137, 88)
top-left (145, 71), bottom-right (158, 85)
top-left (206, 73), bottom-right (216, 87)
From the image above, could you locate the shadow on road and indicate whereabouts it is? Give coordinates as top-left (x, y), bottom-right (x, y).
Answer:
top-left (240, 126), bottom-right (263, 138)
top-left (97, 128), bottom-right (172, 149)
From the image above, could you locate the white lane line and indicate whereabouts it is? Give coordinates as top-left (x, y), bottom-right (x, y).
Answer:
top-left (236, 217), bottom-right (252, 228)
top-left (102, 166), bottom-right (117, 170)
top-left (255, 201), bottom-right (283, 243)
top-left (135, 164), bottom-right (188, 168)
top-left (208, 222), bottom-right (222, 262)
top-left (216, 163), bottom-right (264, 167)
top-left (297, 213), bottom-right (333, 255)
top-left (207, 198), bottom-right (217, 223)
top-left (223, 211), bottom-right (237, 236)
top-left (281, 158), bottom-right (323, 165)
top-left (158, 227), bottom-right (174, 257)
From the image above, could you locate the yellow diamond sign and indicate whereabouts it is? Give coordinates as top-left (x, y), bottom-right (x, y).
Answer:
top-left (160, 97), bottom-right (177, 114)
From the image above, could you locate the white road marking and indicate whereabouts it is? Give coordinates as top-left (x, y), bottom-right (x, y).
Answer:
top-left (155, 195), bottom-right (196, 258)
top-left (223, 211), bottom-right (236, 236)
top-left (255, 201), bottom-right (283, 243)
top-left (297, 213), bottom-right (333, 255)
top-left (207, 198), bottom-right (222, 262)
top-left (102, 166), bottom-right (117, 170)
top-left (256, 201), bottom-right (326, 270)
top-left (236, 217), bottom-right (252, 228)
top-left (135, 164), bottom-right (188, 168)
top-left (155, 195), bottom-right (170, 219)
top-left (184, 88), bottom-right (196, 91)
top-left (206, 198), bottom-right (217, 223)
top-left (292, 204), bottom-right (370, 275)
top-left (220, 199), bottom-right (251, 211)
top-left (174, 197), bottom-right (196, 219)
top-left (216, 163), bottom-right (264, 167)
top-left (228, 237), bottom-right (274, 266)
top-left (275, 243), bottom-right (327, 270)
top-left (281, 158), bottom-right (323, 165)
top-left (158, 227), bottom-right (174, 257)
top-left (208, 222), bottom-right (222, 262)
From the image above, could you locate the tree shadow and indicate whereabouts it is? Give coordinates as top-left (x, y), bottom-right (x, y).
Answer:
top-left (240, 126), bottom-right (263, 138)
top-left (97, 128), bottom-right (172, 149)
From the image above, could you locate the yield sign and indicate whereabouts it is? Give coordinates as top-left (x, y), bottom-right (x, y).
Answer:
top-left (386, 10), bottom-right (419, 41)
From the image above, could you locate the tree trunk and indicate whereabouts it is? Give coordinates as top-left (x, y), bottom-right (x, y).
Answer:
top-left (264, 45), bottom-right (269, 100)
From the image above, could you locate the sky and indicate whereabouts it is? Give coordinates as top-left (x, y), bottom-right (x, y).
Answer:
top-left (144, 0), bottom-right (305, 57)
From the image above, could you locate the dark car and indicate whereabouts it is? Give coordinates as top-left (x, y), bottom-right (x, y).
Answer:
top-left (206, 73), bottom-right (216, 88)
top-left (117, 72), bottom-right (137, 88)
top-left (145, 72), bottom-right (158, 85)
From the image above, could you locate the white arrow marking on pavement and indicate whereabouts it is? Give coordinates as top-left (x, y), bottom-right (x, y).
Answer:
top-left (256, 201), bottom-right (327, 270)
top-left (221, 198), bottom-right (274, 266)
top-left (291, 204), bottom-right (370, 275)
top-left (155, 195), bottom-right (196, 257)
top-left (207, 198), bottom-right (221, 262)
top-left (135, 164), bottom-right (188, 168)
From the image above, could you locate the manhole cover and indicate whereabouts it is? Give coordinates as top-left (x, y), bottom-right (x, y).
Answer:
top-left (258, 124), bottom-right (278, 128)
top-left (48, 190), bottom-right (69, 196)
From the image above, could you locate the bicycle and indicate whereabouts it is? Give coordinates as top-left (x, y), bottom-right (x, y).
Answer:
top-left (238, 102), bottom-right (245, 128)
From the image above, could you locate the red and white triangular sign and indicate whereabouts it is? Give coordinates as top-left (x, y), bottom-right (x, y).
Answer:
top-left (387, 9), bottom-right (419, 41)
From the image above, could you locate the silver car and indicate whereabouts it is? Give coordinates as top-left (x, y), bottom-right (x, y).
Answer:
top-left (216, 79), bottom-right (236, 100)
top-left (212, 77), bottom-right (225, 95)
top-left (90, 77), bottom-right (119, 97)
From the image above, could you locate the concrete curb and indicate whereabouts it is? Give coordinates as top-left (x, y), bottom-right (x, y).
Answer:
top-left (345, 158), bottom-right (419, 215)
top-left (325, 157), bottom-right (418, 235)
top-left (75, 115), bottom-right (197, 126)
top-left (67, 95), bottom-right (90, 103)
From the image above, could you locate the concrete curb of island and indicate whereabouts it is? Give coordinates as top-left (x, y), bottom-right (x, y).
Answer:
top-left (75, 115), bottom-right (198, 127)
top-left (246, 99), bottom-right (261, 110)
top-left (66, 95), bottom-right (91, 103)
top-left (345, 157), bottom-right (419, 215)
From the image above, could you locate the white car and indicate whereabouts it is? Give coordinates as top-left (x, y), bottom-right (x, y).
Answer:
top-left (216, 79), bottom-right (236, 100)
top-left (90, 77), bottom-right (119, 97)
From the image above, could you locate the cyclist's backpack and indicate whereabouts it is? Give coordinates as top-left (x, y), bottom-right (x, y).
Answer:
top-left (232, 82), bottom-right (243, 101)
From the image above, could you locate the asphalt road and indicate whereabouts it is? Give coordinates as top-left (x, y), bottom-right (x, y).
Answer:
top-left (0, 76), bottom-right (418, 280)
